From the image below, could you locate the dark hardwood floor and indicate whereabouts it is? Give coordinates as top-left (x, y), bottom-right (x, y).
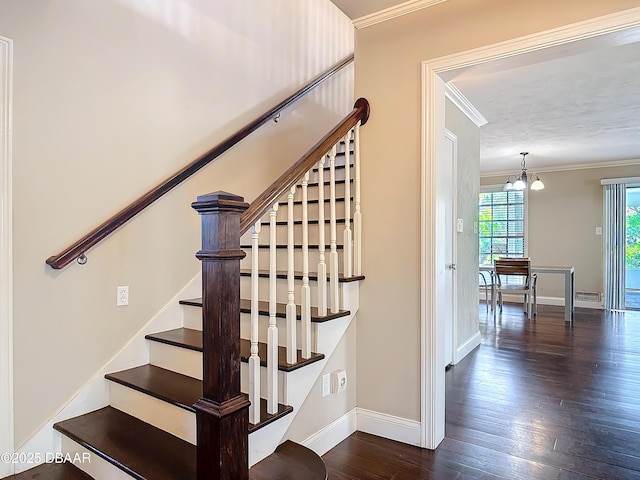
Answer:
top-left (323, 303), bottom-right (640, 479)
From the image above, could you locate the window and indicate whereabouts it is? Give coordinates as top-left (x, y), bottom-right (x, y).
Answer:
top-left (479, 189), bottom-right (525, 266)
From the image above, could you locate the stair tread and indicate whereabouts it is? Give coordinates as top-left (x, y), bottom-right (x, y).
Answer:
top-left (54, 406), bottom-right (197, 480)
top-left (179, 298), bottom-right (351, 323)
top-left (104, 364), bottom-right (292, 433)
top-left (145, 328), bottom-right (325, 372)
top-left (249, 440), bottom-right (327, 480)
top-left (2, 463), bottom-right (93, 480)
top-left (239, 268), bottom-right (364, 283)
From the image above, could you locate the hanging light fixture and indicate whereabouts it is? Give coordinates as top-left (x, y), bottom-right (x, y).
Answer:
top-left (502, 152), bottom-right (544, 192)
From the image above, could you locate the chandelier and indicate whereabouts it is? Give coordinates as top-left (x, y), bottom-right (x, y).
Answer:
top-left (503, 152), bottom-right (544, 191)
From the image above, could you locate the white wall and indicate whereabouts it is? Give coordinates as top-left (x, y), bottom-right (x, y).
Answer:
top-left (0, 0), bottom-right (353, 448)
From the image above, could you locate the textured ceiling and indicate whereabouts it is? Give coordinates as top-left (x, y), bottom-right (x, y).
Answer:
top-left (451, 41), bottom-right (640, 175)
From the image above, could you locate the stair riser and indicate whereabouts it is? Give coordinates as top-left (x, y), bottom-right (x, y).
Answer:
top-left (182, 306), bottom-right (320, 349)
top-left (308, 164), bottom-right (352, 184)
top-left (239, 313), bottom-right (320, 350)
top-left (109, 382), bottom-right (196, 444)
top-left (241, 222), bottom-right (352, 245)
top-left (274, 182), bottom-right (353, 208)
top-left (240, 248), bottom-right (346, 272)
top-left (60, 437), bottom-right (132, 480)
top-left (239, 274), bottom-right (325, 305)
top-left (271, 199), bottom-right (349, 222)
top-left (146, 341), bottom-right (288, 400)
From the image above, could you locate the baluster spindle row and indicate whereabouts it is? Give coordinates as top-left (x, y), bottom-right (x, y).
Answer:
top-left (247, 128), bottom-right (362, 423)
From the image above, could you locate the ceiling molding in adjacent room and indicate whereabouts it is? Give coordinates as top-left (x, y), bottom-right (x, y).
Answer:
top-left (444, 83), bottom-right (488, 127)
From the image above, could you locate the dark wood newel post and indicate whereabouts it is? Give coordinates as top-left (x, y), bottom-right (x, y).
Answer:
top-left (192, 191), bottom-right (250, 480)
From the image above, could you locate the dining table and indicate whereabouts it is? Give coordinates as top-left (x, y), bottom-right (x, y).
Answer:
top-left (480, 264), bottom-right (575, 323)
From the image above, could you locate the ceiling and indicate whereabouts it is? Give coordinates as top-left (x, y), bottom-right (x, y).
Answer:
top-left (330, 0), bottom-right (411, 20)
top-left (331, 0), bottom-right (640, 176)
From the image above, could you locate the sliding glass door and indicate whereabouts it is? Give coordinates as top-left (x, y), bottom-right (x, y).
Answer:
top-left (627, 186), bottom-right (640, 310)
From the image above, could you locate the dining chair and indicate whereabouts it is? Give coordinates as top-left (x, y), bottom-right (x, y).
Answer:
top-left (479, 271), bottom-right (495, 312)
top-left (493, 257), bottom-right (538, 319)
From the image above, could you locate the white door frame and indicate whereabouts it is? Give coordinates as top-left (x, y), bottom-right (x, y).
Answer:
top-left (0, 35), bottom-right (13, 477)
top-left (420, 7), bottom-right (640, 449)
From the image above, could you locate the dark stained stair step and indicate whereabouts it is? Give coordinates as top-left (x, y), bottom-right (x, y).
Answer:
top-left (105, 364), bottom-right (292, 433)
top-left (249, 440), bottom-right (327, 480)
top-left (1, 463), bottom-right (93, 480)
top-left (180, 298), bottom-right (350, 323)
top-left (145, 328), bottom-right (325, 372)
top-left (239, 268), bottom-right (364, 283)
top-left (54, 406), bottom-right (196, 480)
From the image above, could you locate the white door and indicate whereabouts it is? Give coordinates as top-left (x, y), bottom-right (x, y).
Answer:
top-left (438, 130), bottom-right (457, 368)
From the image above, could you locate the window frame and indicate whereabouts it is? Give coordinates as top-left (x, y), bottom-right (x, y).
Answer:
top-left (479, 184), bottom-right (529, 266)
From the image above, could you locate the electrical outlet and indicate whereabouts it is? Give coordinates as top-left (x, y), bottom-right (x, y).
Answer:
top-left (322, 373), bottom-right (331, 397)
top-left (331, 370), bottom-right (347, 394)
top-left (117, 286), bottom-right (129, 306)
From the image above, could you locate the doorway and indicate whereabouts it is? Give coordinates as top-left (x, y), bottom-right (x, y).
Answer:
top-left (421, 9), bottom-right (640, 450)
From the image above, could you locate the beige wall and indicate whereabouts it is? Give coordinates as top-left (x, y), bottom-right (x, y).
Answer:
top-left (285, 321), bottom-right (357, 442)
top-left (482, 163), bottom-right (640, 299)
top-left (445, 101), bottom-right (480, 352)
top-left (2, 0), bottom-right (353, 446)
top-left (355, 0), bottom-right (640, 422)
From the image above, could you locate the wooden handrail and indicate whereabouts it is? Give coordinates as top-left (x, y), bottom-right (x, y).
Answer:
top-left (46, 54), bottom-right (355, 269)
top-left (240, 98), bottom-right (369, 234)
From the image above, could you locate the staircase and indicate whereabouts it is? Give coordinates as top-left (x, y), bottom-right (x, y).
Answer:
top-left (6, 100), bottom-right (369, 480)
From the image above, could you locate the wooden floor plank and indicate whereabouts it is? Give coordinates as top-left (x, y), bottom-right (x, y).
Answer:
top-left (324, 304), bottom-right (640, 479)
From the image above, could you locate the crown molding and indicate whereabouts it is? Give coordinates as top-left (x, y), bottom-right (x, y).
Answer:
top-left (480, 158), bottom-right (640, 178)
top-left (353, 0), bottom-right (447, 29)
top-left (444, 83), bottom-right (487, 127)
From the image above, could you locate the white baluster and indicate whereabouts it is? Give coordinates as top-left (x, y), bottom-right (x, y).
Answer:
top-left (286, 186), bottom-right (297, 365)
top-left (343, 131), bottom-right (353, 278)
top-left (248, 221), bottom-right (261, 425)
top-left (329, 145), bottom-right (339, 313)
top-left (267, 203), bottom-right (278, 414)
top-left (317, 157), bottom-right (328, 317)
top-left (354, 122), bottom-right (362, 276)
top-left (301, 172), bottom-right (311, 359)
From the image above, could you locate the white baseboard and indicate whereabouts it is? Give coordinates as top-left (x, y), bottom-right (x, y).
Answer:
top-left (356, 408), bottom-right (421, 447)
top-left (454, 331), bottom-right (480, 364)
top-left (536, 295), bottom-right (604, 310)
top-left (481, 291), bottom-right (604, 310)
top-left (302, 408), bottom-right (357, 456)
top-left (301, 407), bottom-right (422, 455)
